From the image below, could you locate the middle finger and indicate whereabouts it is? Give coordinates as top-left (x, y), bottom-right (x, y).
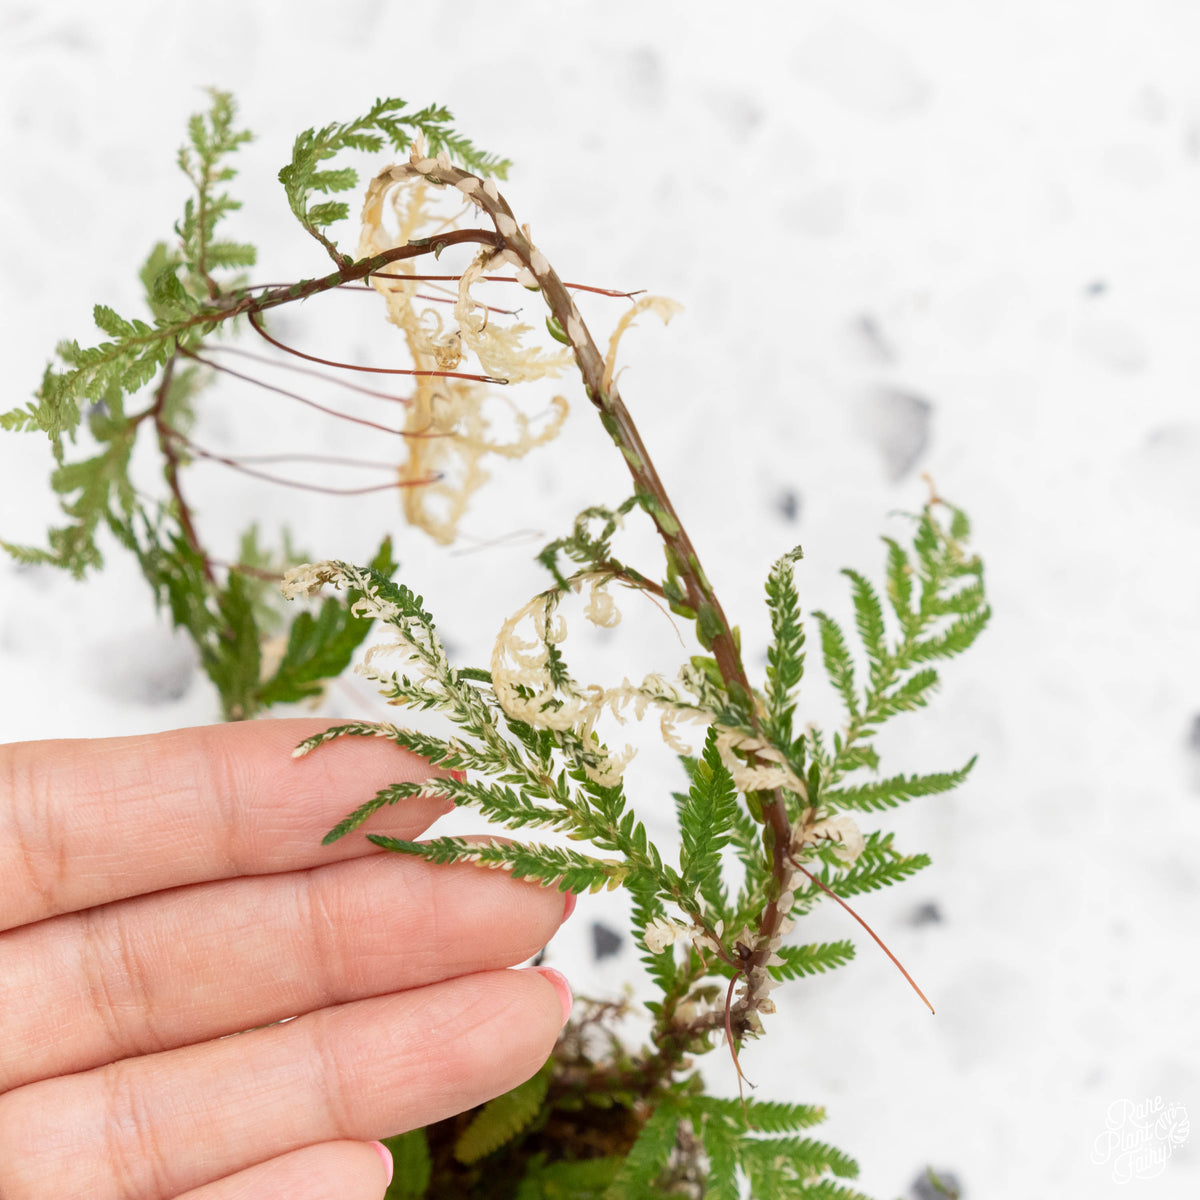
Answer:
top-left (0, 849), bottom-right (571, 1093)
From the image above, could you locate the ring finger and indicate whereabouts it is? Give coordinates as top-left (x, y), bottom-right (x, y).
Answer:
top-left (0, 967), bottom-right (571, 1200)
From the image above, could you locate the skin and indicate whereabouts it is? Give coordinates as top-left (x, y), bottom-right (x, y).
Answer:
top-left (0, 719), bottom-right (574, 1200)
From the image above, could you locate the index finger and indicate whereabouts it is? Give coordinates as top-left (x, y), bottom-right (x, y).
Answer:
top-left (0, 719), bottom-right (454, 932)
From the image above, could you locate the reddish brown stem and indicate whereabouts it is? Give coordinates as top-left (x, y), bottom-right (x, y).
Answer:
top-left (344, 281), bottom-right (521, 316)
top-left (248, 312), bottom-right (508, 383)
top-left (152, 352), bottom-right (215, 584)
top-left (365, 271), bottom-right (645, 299)
top-left (200, 344), bottom-right (414, 405)
top-left (181, 348), bottom-right (421, 438)
top-left (164, 428), bottom-right (439, 495)
top-left (787, 853), bottom-right (935, 1014)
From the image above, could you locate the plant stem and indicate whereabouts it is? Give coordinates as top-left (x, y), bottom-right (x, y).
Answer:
top-left (392, 154), bottom-right (803, 1049)
top-left (456, 175), bottom-right (798, 1031)
top-left (152, 352), bottom-right (215, 585)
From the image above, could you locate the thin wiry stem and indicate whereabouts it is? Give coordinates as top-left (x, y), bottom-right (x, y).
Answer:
top-left (366, 270), bottom-right (646, 299)
top-left (162, 428), bottom-right (439, 495)
top-left (248, 311), bottom-right (508, 384)
top-left (200, 344), bottom-right (415, 404)
top-left (341, 281), bottom-right (522, 316)
top-left (787, 853), bottom-right (935, 1014)
top-left (179, 348), bottom-right (430, 439)
top-left (151, 351), bottom-right (215, 584)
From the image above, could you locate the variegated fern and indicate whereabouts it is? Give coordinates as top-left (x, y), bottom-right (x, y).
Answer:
top-left (3, 91), bottom-right (989, 1199)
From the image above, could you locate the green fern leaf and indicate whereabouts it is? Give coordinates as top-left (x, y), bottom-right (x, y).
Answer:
top-left (279, 96), bottom-right (510, 258)
top-left (908, 608), bottom-right (991, 662)
top-left (780, 1181), bottom-right (873, 1200)
top-left (292, 721), bottom-right (402, 756)
top-left (739, 1134), bottom-right (859, 1182)
top-left (0, 405), bottom-right (41, 432)
top-left (799, 832), bottom-right (930, 901)
top-left (260, 537), bottom-right (397, 705)
top-left (321, 780), bottom-right (451, 845)
top-left (205, 569), bottom-right (262, 721)
top-left (740, 1097), bottom-right (828, 1134)
top-left (305, 200), bottom-right (351, 228)
top-left (867, 667), bottom-right (940, 720)
top-left (813, 612), bottom-right (858, 717)
top-left (824, 758), bottom-right (976, 812)
top-left (881, 535), bottom-right (916, 632)
top-left (454, 1057), bottom-right (553, 1164)
top-left (627, 874), bottom-right (676, 995)
top-left (678, 729), bottom-right (740, 910)
top-left (92, 305), bottom-right (136, 338)
top-left (842, 568), bottom-right (886, 685)
top-left (522, 1155), bottom-right (623, 1199)
top-left (764, 545), bottom-right (805, 745)
top-left (603, 1099), bottom-right (683, 1199)
top-left (691, 1111), bottom-right (741, 1200)
top-left (367, 835), bottom-right (628, 894)
top-left (204, 240), bottom-right (257, 268)
top-left (767, 941), bottom-right (856, 981)
top-left (382, 1129), bottom-right (430, 1198)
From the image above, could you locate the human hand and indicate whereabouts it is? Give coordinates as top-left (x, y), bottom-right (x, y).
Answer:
top-left (0, 720), bottom-right (574, 1199)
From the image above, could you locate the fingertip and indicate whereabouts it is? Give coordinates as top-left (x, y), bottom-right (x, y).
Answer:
top-left (525, 966), bottom-right (574, 1025)
top-left (368, 1140), bottom-right (394, 1186)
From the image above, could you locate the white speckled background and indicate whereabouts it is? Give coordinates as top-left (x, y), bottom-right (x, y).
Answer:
top-left (2, 3), bottom-right (1198, 1196)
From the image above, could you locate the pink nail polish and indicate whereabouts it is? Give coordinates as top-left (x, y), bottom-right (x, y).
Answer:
top-left (530, 966), bottom-right (573, 1023)
top-left (561, 890), bottom-right (577, 922)
top-left (369, 1140), bottom-right (394, 1185)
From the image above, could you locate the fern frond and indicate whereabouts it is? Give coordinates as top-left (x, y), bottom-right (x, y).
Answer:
top-left (739, 1133), bottom-right (859, 1184)
top-left (691, 1095), bottom-right (827, 1134)
top-left (454, 1057), bottom-right (553, 1164)
top-left (767, 941), bottom-right (856, 981)
top-left (175, 89), bottom-right (254, 297)
top-left (881, 535), bottom-right (916, 635)
top-left (812, 611), bottom-right (858, 718)
top-left (798, 831), bottom-right (930, 902)
top-left (907, 608), bottom-right (991, 662)
top-left (292, 721), bottom-right (403, 756)
top-left (321, 780), bottom-right (453, 845)
top-left (824, 758), bottom-right (976, 812)
top-left (368, 835), bottom-right (629, 894)
top-left (863, 666), bottom-right (940, 722)
top-left (764, 545), bottom-right (805, 746)
top-left (536, 495), bottom-right (645, 591)
top-left (627, 874), bottom-right (676, 996)
top-left (383, 1129), bottom-right (431, 1198)
top-left (524, 1154), bottom-right (623, 1198)
top-left (677, 729), bottom-right (740, 911)
top-left (603, 1098), bottom-right (683, 1198)
top-left (841, 568), bottom-right (886, 687)
top-left (259, 538), bottom-right (396, 706)
top-left (279, 96), bottom-right (510, 260)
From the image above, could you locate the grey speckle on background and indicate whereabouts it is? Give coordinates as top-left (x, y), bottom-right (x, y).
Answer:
top-left (908, 900), bottom-right (944, 927)
top-left (83, 628), bottom-right (198, 706)
top-left (910, 1167), bottom-right (964, 1200)
top-left (1187, 714), bottom-right (1200, 794)
top-left (853, 386), bottom-right (933, 481)
top-left (775, 488), bottom-right (801, 524)
top-left (590, 921), bottom-right (623, 963)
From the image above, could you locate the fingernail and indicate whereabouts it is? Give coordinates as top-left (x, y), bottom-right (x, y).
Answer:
top-left (561, 890), bottom-right (577, 922)
top-left (369, 1140), bottom-right (394, 1185)
top-left (529, 966), bottom-right (573, 1024)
